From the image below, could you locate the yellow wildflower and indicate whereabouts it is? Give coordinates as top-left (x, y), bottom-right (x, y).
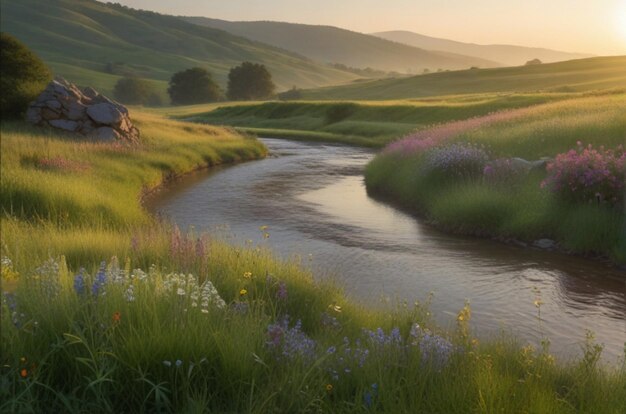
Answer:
top-left (239, 289), bottom-right (248, 296)
top-left (325, 384), bottom-right (333, 392)
top-left (243, 271), bottom-right (252, 279)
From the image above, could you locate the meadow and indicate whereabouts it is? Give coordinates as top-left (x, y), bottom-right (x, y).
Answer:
top-left (365, 93), bottom-right (626, 263)
top-left (2, 107), bottom-right (625, 412)
top-left (183, 92), bottom-right (580, 147)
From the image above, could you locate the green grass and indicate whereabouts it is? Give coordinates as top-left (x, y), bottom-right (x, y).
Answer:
top-left (365, 94), bottom-right (626, 262)
top-left (0, 0), bottom-right (359, 97)
top-left (1, 108), bottom-right (625, 412)
top-left (184, 92), bottom-right (580, 146)
top-left (302, 56), bottom-right (626, 100)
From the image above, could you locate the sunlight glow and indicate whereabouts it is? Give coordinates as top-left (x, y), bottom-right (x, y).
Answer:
top-left (617, 3), bottom-right (626, 41)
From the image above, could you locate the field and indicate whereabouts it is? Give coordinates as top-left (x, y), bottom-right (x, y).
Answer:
top-left (0, 0), bottom-right (359, 98)
top-left (301, 56), bottom-right (626, 100)
top-left (2, 111), bottom-right (625, 412)
top-left (181, 92), bottom-right (581, 147)
top-left (365, 93), bottom-right (626, 263)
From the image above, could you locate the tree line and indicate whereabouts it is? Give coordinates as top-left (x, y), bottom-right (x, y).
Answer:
top-left (115, 62), bottom-right (276, 106)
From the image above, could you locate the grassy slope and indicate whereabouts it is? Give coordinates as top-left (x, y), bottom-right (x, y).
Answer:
top-left (0, 0), bottom-right (359, 97)
top-left (372, 30), bottom-right (593, 66)
top-left (2, 117), bottom-right (625, 414)
top-left (177, 92), bottom-right (585, 147)
top-left (365, 94), bottom-right (626, 263)
top-left (302, 56), bottom-right (626, 100)
top-left (183, 17), bottom-right (501, 72)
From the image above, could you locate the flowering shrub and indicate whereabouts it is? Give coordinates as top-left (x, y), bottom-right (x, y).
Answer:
top-left (483, 158), bottom-right (527, 188)
top-left (384, 136), bottom-right (439, 157)
top-left (541, 143), bottom-right (625, 207)
top-left (422, 143), bottom-right (489, 180)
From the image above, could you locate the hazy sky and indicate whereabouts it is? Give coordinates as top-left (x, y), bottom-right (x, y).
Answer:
top-left (113, 0), bottom-right (626, 55)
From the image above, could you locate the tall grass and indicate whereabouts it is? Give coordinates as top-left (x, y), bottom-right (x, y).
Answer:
top-left (2, 109), bottom-right (625, 412)
top-left (365, 94), bottom-right (626, 262)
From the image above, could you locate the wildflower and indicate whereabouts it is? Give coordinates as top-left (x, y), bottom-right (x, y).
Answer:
top-left (326, 346), bottom-right (337, 354)
top-left (243, 271), bottom-right (252, 279)
top-left (276, 281), bottom-right (288, 301)
top-left (177, 287), bottom-right (186, 296)
top-left (20, 369), bottom-right (28, 378)
top-left (534, 299), bottom-right (543, 308)
top-left (325, 384), bottom-right (333, 392)
top-left (175, 359), bottom-right (182, 368)
top-left (91, 262), bottom-right (107, 297)
top-left (266, 316), bottom-right (316, 362)
top-left (20, 357), bottom-right (26, 363)
top-left (259, 225), bottom-right (268, 231)
top-left (239, 288), bottom-right (248, 297)
top-left (329, 304), bottom-right (342, 313)
top-left (163, 360), bottom-right (172, 367)
top-left (112, 311), bottom-right (121, 323)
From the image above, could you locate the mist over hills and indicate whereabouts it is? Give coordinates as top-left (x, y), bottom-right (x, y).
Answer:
top-left (373, 30), bottom-right (594, 66)
top-left (0, 0), bottom-right (360, 95)
top-left (183, 17), bottom-right (501, 73)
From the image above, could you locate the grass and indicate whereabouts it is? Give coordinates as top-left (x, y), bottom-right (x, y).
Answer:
top-left (1, 106), bottom-right (625, 412)
top-left (183, 92), bottom-right (580, 147)
top-left (301, 56), bottom-right (626, 100)
top-left (365, 93), bottom-right (626, 263)
top-left (0, 0), bottom-right (359, 97)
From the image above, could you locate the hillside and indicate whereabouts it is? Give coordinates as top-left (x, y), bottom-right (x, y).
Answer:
top-left (373, 30), bottom-right (593, 66)
top-left (183, 17), bottom-right (501, 73)
top-left (301, 56), bottom-right (626, 100)
top-left (0, 0), bottom-right (359, 97)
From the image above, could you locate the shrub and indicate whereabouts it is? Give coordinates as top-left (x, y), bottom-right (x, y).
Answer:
top-left (168, 67), bottom-right (222, 105)
top-left (226, 62), bottom-right (275, 101)
top-left (277, 87), bottom-right (302, 101)
top-left (0, 32), bottom-right (51, 119)
top-left (113, 76), bottom-right (162, 106)
top-left (541, 142), bottom-right (625, 207)
top-left (422, 143), bottom-right (489, 180)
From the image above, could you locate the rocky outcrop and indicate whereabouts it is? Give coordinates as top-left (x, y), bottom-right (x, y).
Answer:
top-left (26, 78), bottom-right (139, 144)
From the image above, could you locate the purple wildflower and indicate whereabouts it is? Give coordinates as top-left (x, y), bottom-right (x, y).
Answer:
top-left (276, 281), bottom-right (288, 301)
top-left (73, 269), bottom-right (86, 296)
top-left (266, 316), bottom-right (316, 363)
top-left (91, 262), bottom-right (107, 297)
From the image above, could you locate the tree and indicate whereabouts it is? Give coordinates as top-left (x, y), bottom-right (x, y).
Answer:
top-left (0, 32), bottom-right (51, 119)
top-left (525, 58), bottom-right (543, 66)
top-left (113, 76), bottom-right (162, 106)
top-left (168, 67), bottom-right (221, 105)
top-left (277, 86), bottom-right (302, 101)
top-left (227, 62), bottom-right (275, 101)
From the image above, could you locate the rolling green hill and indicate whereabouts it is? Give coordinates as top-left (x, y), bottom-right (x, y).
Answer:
top-left (183, 17), bottom-right (501, 73)
top-left (0, 0), bottom-right (360, 98)
top-left (373, 30), bottom-right (593, 66)
top-left (301, 56), bottom-right (626, 100)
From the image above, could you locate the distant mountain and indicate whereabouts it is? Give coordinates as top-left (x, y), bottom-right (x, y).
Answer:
top-left (183, 18), bottom-right (501, 73)
top-left (0, 0), bottom-right (360, 97)
top-left (302, 56), bottom-right (626, 100)
top-left (373, 31), bottom-right (593, 66)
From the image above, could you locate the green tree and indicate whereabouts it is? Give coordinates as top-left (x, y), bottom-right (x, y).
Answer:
top-left (227, 62), bottom-right (275, 101)
top-left (113, 76), bottom-right (162, 106)
top-left (0, 32), bottom-right (51, 119)
top-left (168, 67), bottom-right (221, 105)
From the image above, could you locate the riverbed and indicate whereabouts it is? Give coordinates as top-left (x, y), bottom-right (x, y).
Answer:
top-left (147, 138), bottom-right (626, 361)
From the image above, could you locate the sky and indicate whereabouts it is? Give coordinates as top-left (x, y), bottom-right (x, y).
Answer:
top-left (112, 0), bottom-right (626, 55)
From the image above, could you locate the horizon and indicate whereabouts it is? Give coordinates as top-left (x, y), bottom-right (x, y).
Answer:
top-left (111, 0), bottom-right (626, 56)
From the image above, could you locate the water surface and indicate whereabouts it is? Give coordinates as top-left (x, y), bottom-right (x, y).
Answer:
top-left (148, 139), bottom-right (626, 361)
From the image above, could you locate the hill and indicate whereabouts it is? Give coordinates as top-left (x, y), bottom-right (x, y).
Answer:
top-left (183, 17), bottom-right (501, 73)
top-left (373, 30), bottom-right (593, 66)
top-left (0, 0), bottom-right (360, 98)
top-left (301, 56), bottom-right (626, 100)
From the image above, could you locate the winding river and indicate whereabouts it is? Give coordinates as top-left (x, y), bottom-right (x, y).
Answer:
top-left (147, 138), bottom-right (626, 361)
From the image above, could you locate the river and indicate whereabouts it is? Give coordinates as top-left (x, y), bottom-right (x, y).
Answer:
top-left (147, 138), bottom-right (626, 361)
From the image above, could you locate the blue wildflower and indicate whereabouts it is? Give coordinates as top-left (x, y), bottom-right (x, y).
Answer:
top-left (91, 261), bottom-right (107, 297)
top-left (175, 359), bottom-right (183, 368)
top-left (73, 269), bottom-right (86, 295)
top-left (266, 316), bottom-right (316, 363)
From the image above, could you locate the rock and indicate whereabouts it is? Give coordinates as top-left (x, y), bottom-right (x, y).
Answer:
top-left (26, 78), bottom-right (139, 144)
top-left (533, 239), bottom-right (557, 249)
top-left (26, 107), bottom-right (42, 124)
top-left (530, 158), bottom-right (551, 173)
top-left (64, 101), bottom-right (87, 121)
top-left (92, 127), bottom-right (121, 141)
top-left (49, 119), bottom-right (79, 132)
top-left (41, 107), bottom-right (60, 121)
top-left (87, 102), bottom-right (123, 125)
top-left (510, 157), bottom-right (533, 172)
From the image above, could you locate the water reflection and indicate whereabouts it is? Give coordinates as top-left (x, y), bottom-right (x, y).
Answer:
top-left (147, 139), bottom-right (626, 360)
